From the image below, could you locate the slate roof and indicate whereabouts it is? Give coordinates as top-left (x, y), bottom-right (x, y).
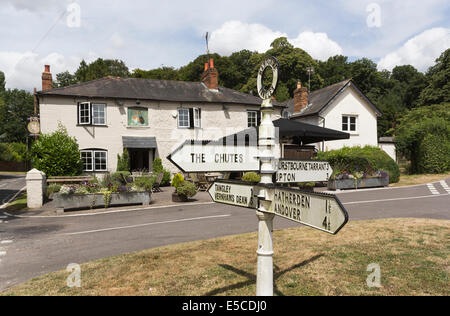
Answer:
top-left (37, 76), bottom-right (285, 107)
top-left (122, 136), bottom-right (157, 149)
top-left (286, 79), bottom-right (382, 118)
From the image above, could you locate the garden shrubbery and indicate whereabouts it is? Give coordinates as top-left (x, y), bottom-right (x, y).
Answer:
top-left (242, 172), bottom-right (261, 183)
top-left (31, 124), bottom-right (83, 177)
top-left (0, 142), bottom-right (29, 162)
top-left (152, 158), bottom-right (171, 186)
top-left (317, 146), bottom-right (400, 183)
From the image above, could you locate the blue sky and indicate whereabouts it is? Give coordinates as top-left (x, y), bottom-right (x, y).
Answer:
top-left (0, 0), bottom-right (449, 91)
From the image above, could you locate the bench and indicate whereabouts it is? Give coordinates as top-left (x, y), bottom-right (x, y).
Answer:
top-left (47, 176), bottom-right (94, 184)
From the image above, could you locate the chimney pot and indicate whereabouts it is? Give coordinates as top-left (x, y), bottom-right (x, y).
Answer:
top-left (294, 81), bottom-right (308, 113)
top-left (201, 58), bottom-right (219, 90)
top-left (42, 65), bottom-right (53, 91)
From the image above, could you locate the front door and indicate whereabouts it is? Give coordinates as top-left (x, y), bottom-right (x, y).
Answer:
top-left (129, 149), bottom-right (151, 172)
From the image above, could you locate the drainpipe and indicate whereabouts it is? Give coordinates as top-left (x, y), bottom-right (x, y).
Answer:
top-left (319, 115), bottom-right (326, 152)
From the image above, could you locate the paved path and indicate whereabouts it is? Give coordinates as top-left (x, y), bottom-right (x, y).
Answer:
top-left (0, 178), bottom-right (448, 292)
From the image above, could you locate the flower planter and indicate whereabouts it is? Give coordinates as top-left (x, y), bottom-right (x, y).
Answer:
top-left (54, 192), bottom-right (151, 213)
top-left (172, 193), bottom-right (189, 202)
top-left (328, 177), bottom-right (389, 191)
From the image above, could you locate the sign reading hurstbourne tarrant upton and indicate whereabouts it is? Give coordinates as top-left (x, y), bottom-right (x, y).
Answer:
top-left (167, 141), bottom-right (260, 173)
top-left (208, 180), bottom-right (258, 209)
top-left (276, 159), bottom-right (333, 183)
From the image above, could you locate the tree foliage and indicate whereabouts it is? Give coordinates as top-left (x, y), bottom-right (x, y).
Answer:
top-left (31, 124), bottom-right (83, 176)
top-left (418, 49), bottom-right (450, 107)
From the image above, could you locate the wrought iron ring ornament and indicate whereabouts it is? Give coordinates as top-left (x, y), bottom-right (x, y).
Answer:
top-left (257, 57), bottom-right (279, 100)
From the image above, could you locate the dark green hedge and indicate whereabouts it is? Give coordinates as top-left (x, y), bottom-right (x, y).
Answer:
top-left (316, 146), bottom-right (400, 183)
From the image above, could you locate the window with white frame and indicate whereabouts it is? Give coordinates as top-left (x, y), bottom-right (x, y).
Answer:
top-left (194, 108), bottom-right (201, 128)
top-left (342, 115), bottom-right (357, 132)
top-left (81, 150), bottom-right (107, 172)
top-left (92, 104), bottom-right (106, 125)
top-left (78, 102), bottom-right (106, 126)
top-left (247, 111), bottom-right (258, 128)
top-left (79, 102), bottom-right (91, 125)
top-left (178, 108), bottom-right (190, 128)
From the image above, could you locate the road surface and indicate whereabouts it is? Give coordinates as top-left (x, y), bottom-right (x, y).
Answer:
top-left (0, 178), bottom-right (449, 292)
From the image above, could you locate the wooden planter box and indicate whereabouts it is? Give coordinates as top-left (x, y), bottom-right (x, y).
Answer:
top-left (54, 192), bottom-right (151, 213)
top-left (328, 177), bottom-right (389, 191)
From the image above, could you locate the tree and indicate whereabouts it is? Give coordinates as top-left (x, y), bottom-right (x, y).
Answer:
top-left (317, 55), bottom-right (352, 87)
top-left (418, 49), bottom-right (450, 106)
top-left (53, 71), bottom-right (77, 88)
top-left (0, 71), bottom-right (5, 93)
top-left (31, 124), bottom-right (83, 176)
top-left (132, 67), bottom-right (180, 81)
top-left (394, 103), bottom-right (450, 174)
top-left (0, 88), bottom-right (34, 143)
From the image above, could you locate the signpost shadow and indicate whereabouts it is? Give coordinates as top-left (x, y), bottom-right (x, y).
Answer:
top-left (204, 254), bottom-right (324, 296)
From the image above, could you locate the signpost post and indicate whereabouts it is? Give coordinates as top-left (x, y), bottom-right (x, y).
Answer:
top-left (168, 56), bottom-right (349, 297)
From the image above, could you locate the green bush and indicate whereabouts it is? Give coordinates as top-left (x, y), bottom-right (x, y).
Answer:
top-left (0, 143), bottom-right (14, 161)
top-left (317, 146), bottom-right (400, 183)
top-left (417, 133), bottom-right (450, 174)
top-left (134, 176), bottom-right (156, 192)
top-left (152, 158), bottom-right (171, 186)
top-left (46, 184), bottom-right (61, 197)
top-left (171, 173), bottom-right (184, 188)
top-left (0, 142), bottom-right (29, 162)
top-left (117, 149), bottom-right (130, 172)
top-left (31, 124), bottom-right (83, 176)
top-left (176, 181), bottom-right (197, 199)
top-left (242, 172), bottom-right (261, 183)
top-left (111, 171), bottom-right (131, 185)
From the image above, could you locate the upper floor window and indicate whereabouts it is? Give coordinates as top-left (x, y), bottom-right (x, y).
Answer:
top-left (128, 108), bottom-right (149, 127)
top-left (178, 108), bottom-right (201, 129)
top-left (78, 102), bottom-right (106, 126)
top-left (342, 115), bottom-right (357, 132)
top-left (248, 111), bottom-right (260, 128)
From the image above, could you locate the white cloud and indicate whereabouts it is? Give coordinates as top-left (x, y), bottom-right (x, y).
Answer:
top-left (0, 51), bottom-right (97, 91)
top-left (209, 21), bottom-right (286, 56)
top-left (290, 31), bottom-right (343, 61)
top-left (210, 21), bottom-right (343, 61)
top-left (0, 0), bottom-right (65, 12)
top-left (378, 27), bottom-right (450, 72)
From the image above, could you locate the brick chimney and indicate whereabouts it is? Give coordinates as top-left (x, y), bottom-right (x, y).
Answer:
top-left (42, 65), bottom-right (52, 91)
top-left (293, 81), bottom-right (308, 113)
top-left (201, 58), bottom-right (219, 90)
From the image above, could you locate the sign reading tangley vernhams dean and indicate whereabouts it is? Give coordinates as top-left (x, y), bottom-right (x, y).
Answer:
top-left (276, 159), bottom-right (333, 183)
top-left (265, 186), bottom-right (348, 235)
top-left (208, 180), bottom-right (258, 209)
top-left (167, 140), bottom-right (260, 173)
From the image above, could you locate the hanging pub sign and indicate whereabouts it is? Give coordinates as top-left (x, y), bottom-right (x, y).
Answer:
top-left (27, 117), bottom-right (40, 136)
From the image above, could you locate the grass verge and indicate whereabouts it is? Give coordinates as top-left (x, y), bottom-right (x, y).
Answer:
top-left (391, 172), bottom-right (450, 187)
top-left (2, 218), bottom-right (449, 296)
top-left (2, 192), bottom-right (27, 213)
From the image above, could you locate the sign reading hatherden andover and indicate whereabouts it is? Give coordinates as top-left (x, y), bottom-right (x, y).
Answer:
top-left (208, 181), bottom-right (258, 209)
top-left (276, 159), bottom-right (333, 183)
top-left (167, 141), bottom-right (260, 173)
top-left (267, 187), bottom-right (348, 235)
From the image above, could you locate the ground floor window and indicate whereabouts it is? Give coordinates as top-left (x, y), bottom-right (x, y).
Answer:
top-left (81, 150), bottom-right (107, 172)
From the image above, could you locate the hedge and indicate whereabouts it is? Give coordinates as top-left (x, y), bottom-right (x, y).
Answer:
top-left (316, 146), bottom-right (400, 183)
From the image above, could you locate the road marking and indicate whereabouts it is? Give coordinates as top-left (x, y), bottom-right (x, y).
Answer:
top-left (343, 193), bottom-right (449, 205)
top-left (440, 181), bottom-right (450, 194)
top-left (0, 251), bottom-right (6, 257)
top-left (427, 184), bottom-right (440, 195)
top-left (0, 240), bottom-right (13, 245)
top-left (61, 214), bottom-right (232, 236)
top-left (4, 201), bottom-right (216, 219)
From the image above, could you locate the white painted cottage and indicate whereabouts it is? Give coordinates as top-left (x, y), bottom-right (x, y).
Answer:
top-left (284, 80), bottom-right (384, 153)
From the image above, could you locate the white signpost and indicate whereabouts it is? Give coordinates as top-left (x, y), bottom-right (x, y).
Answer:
top-left (208, 180), bottom-right (258, 210)
top-left (167, 141), bottom-right (260, 173)
top-left (168, 57), bottom-right (348, 297)
top-left (276, 159), bottom-right (333, 183)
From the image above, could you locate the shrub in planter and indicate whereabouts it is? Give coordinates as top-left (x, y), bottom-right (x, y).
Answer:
top-left (134, 176), bottom-right (156, 192)
top-left (175, 181), bottom-right (197, 200)
top-left (46, 184), bottom-right (61, 198)
top-left (111, 171), bottom-right (131, 185)
top-left (171, 173), bottom-right (184, 188)
top-left (242, 172), bottom-right (261, 183)
top-left (152, 158), bottom-right (171, 186)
